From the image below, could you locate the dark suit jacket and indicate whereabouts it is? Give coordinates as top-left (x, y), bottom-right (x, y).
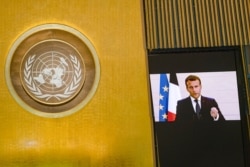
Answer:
top-left (176, 96), bottom-right (225, 122)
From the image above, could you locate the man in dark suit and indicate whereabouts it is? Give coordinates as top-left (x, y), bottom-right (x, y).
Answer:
top-left (176, 75), bottom-right (225, 122)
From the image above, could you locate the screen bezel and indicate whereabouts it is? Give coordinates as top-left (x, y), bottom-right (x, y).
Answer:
top-left (147, 46), bottom-right (250, 167)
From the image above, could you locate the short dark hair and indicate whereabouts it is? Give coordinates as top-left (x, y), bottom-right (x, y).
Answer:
top-left (185, 75), bottom-right (201, 87)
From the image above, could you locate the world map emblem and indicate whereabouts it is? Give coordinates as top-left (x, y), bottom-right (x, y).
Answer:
top-left (21, 45), bottom-right (85, 105)
top-left (5, 24), bottom-right (100, 118)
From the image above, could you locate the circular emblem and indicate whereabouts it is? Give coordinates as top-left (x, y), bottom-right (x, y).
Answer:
top-left (21, 40), bottom-right (85, 105)
top-left (5, 24), bottom-right (100, 118)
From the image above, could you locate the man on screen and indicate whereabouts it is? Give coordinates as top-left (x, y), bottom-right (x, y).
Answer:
top-left (176, 75), bottom-right (225, 122)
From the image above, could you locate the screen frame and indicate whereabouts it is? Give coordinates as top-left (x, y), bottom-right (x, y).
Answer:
top-left (147, 46), bottom-right (250, 167)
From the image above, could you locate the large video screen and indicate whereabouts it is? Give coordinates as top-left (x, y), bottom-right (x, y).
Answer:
top-left (148, 47), bottom-right (249, 167)
top-left (150, 72), bottom-right (240, 122)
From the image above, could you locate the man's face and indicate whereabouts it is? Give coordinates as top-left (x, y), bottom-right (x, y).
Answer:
top-left (186, 79), bottom-right (201, 99)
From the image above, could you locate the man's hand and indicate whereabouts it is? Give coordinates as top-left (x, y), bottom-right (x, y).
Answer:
top-left (210, 107), bottom-right (219, 120)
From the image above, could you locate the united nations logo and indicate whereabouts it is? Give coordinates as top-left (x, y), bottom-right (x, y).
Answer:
top-left (21, 40), bottom-right (85, 105)
top-left (5, 24), bottom-right (100, 118)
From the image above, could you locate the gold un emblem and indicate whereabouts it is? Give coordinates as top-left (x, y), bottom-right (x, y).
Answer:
top-left (5, 24), bottom-right (100, 118)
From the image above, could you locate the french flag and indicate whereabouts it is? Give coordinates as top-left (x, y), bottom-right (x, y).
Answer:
top-left (150, 73), bottom-right (181, 122)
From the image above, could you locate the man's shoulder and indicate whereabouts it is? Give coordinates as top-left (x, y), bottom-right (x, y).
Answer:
top-left (201, 96), bottom-right (216, 101)
top-left (178, 96), bottom-right (216, 104)
top-left (177, 97), bottom-right (190, 103)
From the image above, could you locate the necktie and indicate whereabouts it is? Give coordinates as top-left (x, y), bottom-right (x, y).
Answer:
top-left (194, 99), bottom-right (201, 119)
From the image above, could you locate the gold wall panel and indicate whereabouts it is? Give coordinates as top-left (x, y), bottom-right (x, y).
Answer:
top-left (0, 0), bottom-right (155, 166)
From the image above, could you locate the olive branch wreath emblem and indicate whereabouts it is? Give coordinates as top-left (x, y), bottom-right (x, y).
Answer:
top-left (23, 54), bottom-right (82, 101)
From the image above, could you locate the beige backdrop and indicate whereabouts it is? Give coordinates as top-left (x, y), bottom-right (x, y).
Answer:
top-left (0, 1), bottom-right (155, 166)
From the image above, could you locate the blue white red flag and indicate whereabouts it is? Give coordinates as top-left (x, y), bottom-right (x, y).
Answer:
top-left (150, 73), bottom-right (181, 122)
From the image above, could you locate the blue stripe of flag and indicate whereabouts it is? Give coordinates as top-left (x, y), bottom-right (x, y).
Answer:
top-left (159, 74), bottom-right (169, 122)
